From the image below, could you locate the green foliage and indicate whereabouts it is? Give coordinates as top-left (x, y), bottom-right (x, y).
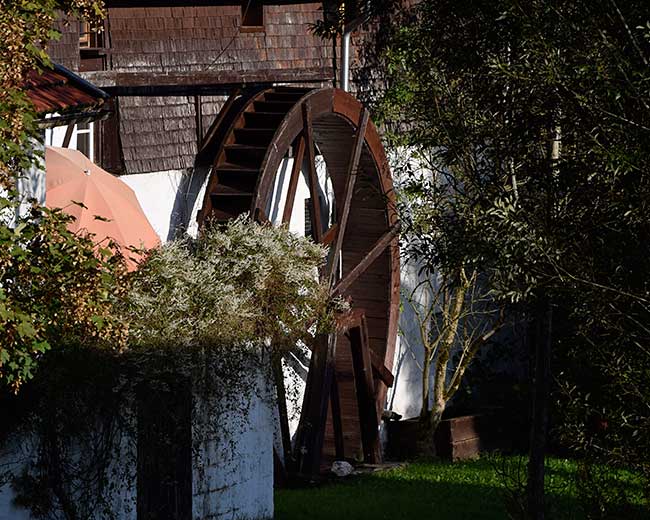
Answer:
top-left (0, 0), bottom-right (105, 182)
top-left (378, 0), bottom-right (650, 514)
top-left (0, 198), bottom-right (129, 392)
top-left (0, 1), bottom-right (112, 391)
top-left (124, 216), bottom-right (334, 352)
top-left (379, 0), bottom-right (650, 304)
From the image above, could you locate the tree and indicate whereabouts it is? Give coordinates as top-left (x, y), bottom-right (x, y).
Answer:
top-left (0, 1), bottom-right (122, 392)
top-left (402, 264), bottom-right (504, 446)
top-left (378, 0), bottom-right (650, 517)
top-left (0, 0), bottom-right (105, 181)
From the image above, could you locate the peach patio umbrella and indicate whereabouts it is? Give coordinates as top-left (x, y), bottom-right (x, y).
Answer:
top-left (45, 146), bottom-right (160, 269)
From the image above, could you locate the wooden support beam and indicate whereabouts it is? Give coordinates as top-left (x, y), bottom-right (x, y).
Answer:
top-left (321, 223), bottom-right (338, 247)
top-left (194, 94), bottom-right (203, 146)
top-left (349, 316), bottom-right (382, 464)
top-left (332, 222), bottom-right (400, 296)
top-left (61, 123), bottom-right (75, 148)
top-left (302, 102), bottom-right (323, 243)
top-left (254, 207), bottom-right (270, 225)
top-left (330, 373), bottom-right (345, 460)
top-left (328, 108), bottom-right (369, 285)
top-left (282, 135), bottom-right (305, 224)
top-left (80, 68), bottom-right (333, 96)
top-left (273, 356), bottom-right (293, 472)
top-left (274, 448), bottom-right (288, 488)
top-left (293, 333), bottom-right (337, 476)
top-left (370, 349), bottom-right (394, 388)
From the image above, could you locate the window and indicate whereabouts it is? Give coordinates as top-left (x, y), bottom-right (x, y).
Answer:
top-left (75, 121), bottom-right (94, 162)
top-left (79, 21), bottom-right (107, 71)
top-left (79, 21), bottom-right (103, 49)
top-left (241, 0), bottom-right (264, 30)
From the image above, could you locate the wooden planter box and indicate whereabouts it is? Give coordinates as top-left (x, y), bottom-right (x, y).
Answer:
top-left (386, 414), bottom-right (496, 461)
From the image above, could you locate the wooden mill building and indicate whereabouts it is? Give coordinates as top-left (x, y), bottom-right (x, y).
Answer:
top-left (38, 2), bottom-right (401, 518)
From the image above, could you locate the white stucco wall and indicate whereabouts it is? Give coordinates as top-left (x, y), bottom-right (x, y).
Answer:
top-left (385, 150), bottom-right (437, 420)
top-left (0, 438), bottom-right (37, 520)
top-left (119, 169), bottom-right (192, 242)
top-left (0, 360), bottom-right (274, 520)
top-left (387, 259), bottom-right (435, 420)
top-left (193, 362), bottom-right (275, 520)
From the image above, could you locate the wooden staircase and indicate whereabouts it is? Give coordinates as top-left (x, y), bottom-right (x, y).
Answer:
top-left (203, 86), bottom-right (313, 223)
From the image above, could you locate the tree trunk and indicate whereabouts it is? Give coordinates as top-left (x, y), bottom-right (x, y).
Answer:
top-left (526, 300), bottom-right (553, 520)
top-left (420, 349), bottom-right (431, 422)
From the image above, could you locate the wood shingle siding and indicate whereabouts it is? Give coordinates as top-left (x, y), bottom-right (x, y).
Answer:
top-left (46, 2), bottom-right (344, 174)
top-left (119, 95), bottom-right (202, 173)
top-left (48, 16), bottom-right (81, 71)
top-left (107, 4), bottom-right (330, 75)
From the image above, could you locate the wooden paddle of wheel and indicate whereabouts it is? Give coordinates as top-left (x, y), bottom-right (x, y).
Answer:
top-left (197, 87), bottom-right (399, 477)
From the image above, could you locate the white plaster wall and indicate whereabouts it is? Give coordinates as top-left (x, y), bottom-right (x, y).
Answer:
top-left (0, 438), bottom-right (37, 520)
top-left (192, 360), bottom-right (274, 520)
top-left (44, 119), bottom-right (94, 162)
top-left (119, 169), bottom-right (189, 242)
top-left (386, 149), bottom-right (437, 420)
top-left (9, 140), bottom-right (46, 223)
top-left (0, 420), bottom-right (136, 520)
top-left (387, 259), bottom-right (435, 420)
top-left (0, 365), bottom-right (273, 520)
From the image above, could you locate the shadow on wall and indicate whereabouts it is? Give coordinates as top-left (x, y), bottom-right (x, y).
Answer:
top-left (167, 164), bottom-right (211, 241)
top-left (388, 257), bottom-right (437, 420)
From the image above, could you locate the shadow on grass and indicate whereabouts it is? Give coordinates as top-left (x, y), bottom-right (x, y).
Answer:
top-left (274, 458), bottom-right (649, 520)
top-left (275, 463), bottom-right (576, 520)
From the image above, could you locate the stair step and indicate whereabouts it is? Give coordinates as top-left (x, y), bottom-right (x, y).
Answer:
top-left (264, 91), bottom-right (308, 103)
top-left (213, 167), bottom-right (259, 193)
top-left (244, 111), bottom-right (286, 128)
top-left (274, 86), bottom-right (313, 93)
top-left (223, 144), bottom-right (267, 168)
top-left (253, 100), bottom-right (295, 113)
top-left (233, 127), bottom-right (276, 146)
top-left (209, 192), bottom-right (253, 220)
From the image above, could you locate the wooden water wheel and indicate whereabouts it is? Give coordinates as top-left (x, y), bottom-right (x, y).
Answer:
top-left (197, 86), bottom-right (399, 476)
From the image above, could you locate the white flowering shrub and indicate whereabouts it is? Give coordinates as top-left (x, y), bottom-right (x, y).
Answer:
top-left (124, 216), bottom-right (333, 352)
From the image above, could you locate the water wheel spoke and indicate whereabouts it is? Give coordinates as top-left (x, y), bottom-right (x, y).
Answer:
top-left (282, 135), bottom-right (306, 225)
top-left (327, 107), bottom-right (370, 285)
top-left (302, 102), bottom-right (323, 243)
top-left (332, 222), bottom-right (400, 296)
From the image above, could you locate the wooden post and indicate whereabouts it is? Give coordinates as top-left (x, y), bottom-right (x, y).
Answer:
top-left (330, 372), bottom-right (345, 459)
top-left (349, 316), bottom-right (382, 464)
top-left (282, 135), bottom-right (305, 224)
top-left (272, 356), bottom-right (293, 472)
top-left (302, 102), bottom-right (323, 243)
top-left (293, 333), bottom-right (337, 476)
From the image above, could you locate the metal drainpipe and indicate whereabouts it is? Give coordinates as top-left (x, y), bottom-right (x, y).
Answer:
top-left (340, 29), bottom-right (351, 92)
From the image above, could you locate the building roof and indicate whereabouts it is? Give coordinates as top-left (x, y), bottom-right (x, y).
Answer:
top-left (25, 63), bottom-right (109, 115)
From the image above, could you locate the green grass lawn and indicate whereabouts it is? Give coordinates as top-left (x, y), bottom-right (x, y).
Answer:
top-left (274, 457), bottom-right (647, 520)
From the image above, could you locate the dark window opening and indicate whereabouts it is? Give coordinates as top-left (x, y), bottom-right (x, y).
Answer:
top-left (79, 21), bottom-right (104, 49)
top-left (241, 0), bottom-right (264, 30)
top-left (79, 21), bottom-right (107, 71)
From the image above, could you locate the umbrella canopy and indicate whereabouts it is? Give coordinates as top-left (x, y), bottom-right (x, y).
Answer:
top-left (45, 146), bottom-right (159, 269)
